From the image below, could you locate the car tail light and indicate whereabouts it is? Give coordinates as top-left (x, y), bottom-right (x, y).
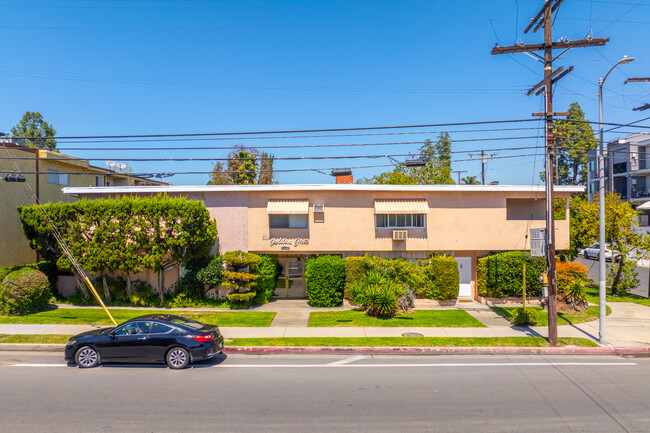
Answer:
top-left (194, 334), bottom-right (213, 342)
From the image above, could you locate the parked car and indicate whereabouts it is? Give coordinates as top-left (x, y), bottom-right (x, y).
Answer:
top-left (582, 244), bottom-right (621, 262)
top-left (65, 314), bottom-right (224, 369)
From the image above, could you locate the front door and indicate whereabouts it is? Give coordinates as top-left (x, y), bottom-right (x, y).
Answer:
top-left (456, 257), bottom-right (472, 298)
top-left (274, 257), bottom-right (306, 298)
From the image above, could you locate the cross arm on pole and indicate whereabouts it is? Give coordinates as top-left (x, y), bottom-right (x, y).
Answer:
top-left (491, 38), bottom-right (608, 55)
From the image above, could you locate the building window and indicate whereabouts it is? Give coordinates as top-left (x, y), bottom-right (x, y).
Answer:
top-left (47, 169), bottom-right (69, 186)
top-left (95, 176), bottom-right (102, 186)
top-left (375, 214), bottom-right (425, 228)
top-left (270, 214), bottom-right (308, 229)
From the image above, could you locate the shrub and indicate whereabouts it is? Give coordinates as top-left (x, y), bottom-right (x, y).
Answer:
top-left (478, 251), bottom-right (545, 298)
top-left (0, 268), bottom-right (51, 315)
top-left (556, 261), bottom-right (589, 293)
top-left (305, 255), bottom-right (345, 307)
top-left (196, 255), bottom-right (224, 291)
top-left (222, 250), bottom-right (260, 308)
top-left (510, 307), bottom-right (538, 326)
top-left (422, 255), bottom-right (459, 300)
top-left (0, 261), bottom-right (58, 295)
top-left (250, 255), bottom-right (278, 305)
top-left (344, 256), bottom-right (366, 300)
top-left (344, 255), bottom-right (429, 299)
top-left (363, 281), bottom-right (402, 318)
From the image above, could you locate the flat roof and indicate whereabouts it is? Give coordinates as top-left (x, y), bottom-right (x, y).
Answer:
top-left (64, 184), bottom-right (585, 195)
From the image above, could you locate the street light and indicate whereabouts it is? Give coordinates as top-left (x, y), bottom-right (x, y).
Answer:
top-left (598, 55), bottom-right (635, 344)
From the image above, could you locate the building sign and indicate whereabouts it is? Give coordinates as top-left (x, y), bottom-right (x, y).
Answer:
top-left (263, 235), bottom-right (309, 247)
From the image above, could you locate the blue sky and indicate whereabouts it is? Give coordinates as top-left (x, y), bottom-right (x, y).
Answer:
top-left (1, 0), bottom-right (648, 185)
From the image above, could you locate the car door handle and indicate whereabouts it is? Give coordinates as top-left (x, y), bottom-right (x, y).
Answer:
top-left (137, 337), bottom-right (147, 340)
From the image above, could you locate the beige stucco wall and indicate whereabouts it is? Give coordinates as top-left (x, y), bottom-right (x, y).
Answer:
top-left (242, 190), bottom-right (571, 255)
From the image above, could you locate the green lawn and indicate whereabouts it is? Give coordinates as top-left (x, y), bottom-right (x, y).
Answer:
top-left (0, 334), bottom-right (72, 344)
top-left (0, 309), bottom-right (275, 327)
top-left (230, 337), bottom-right (598, 347)
top-left (585, 286), bottom-right (650, 307)
top-left (491, 305), bottom-right (609, 326)
top-left (0, 334), bottom-right (598, 347)
top-left (308, 310), bottom-right (486, 327)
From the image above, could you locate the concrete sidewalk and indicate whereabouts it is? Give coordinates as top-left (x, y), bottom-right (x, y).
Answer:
top-left (1, 301), bottom-right (649, 348)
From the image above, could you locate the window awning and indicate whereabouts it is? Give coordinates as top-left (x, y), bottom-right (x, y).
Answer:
top-left (374, 199), bottom-right (429, 214)
top-left (267, 200), bottom-right (309, 214)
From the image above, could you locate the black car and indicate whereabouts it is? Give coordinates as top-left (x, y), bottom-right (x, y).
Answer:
top-left (65, 314), bottom-right (224, 369)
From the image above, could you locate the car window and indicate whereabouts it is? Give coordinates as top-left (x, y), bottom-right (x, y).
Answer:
top-left (150, 323), bottom-right (174, 334)
top-left (113, 321), bottom-right (151, 336)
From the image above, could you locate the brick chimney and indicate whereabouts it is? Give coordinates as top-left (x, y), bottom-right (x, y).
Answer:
top-left (335, 174), bottom-right (353, 184)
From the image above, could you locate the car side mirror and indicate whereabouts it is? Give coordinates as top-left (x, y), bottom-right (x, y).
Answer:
top-left (108, 332), bottom-right (115, 339)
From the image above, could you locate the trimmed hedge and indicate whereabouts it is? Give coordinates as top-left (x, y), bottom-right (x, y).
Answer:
top-left (305, 255), bottom-right (346, 307)
top-left (478, 251), bottom-right (545, 298)
top-left (423, 255), bottom-right (459, 300)
top-left (343, 255), bottom-right (458, 301)
top-left (0, 268), bottom-right (51, 315)
top-left (250, 254), bottom-right (278, 305)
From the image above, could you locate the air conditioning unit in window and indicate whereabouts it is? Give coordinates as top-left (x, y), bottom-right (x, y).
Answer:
top-left (392, 230), bottom-right (408, 241)
top-left (313, 204), bottom-right (325, 212)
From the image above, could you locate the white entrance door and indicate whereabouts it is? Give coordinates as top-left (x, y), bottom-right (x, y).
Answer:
top-left (456, 257), bottom-right (472, 298)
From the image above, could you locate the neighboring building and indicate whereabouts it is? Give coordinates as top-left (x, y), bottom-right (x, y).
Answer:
top-left (64, 184), bottom-right (581, 300)
top-left (0, 141), bottom-right (168, 267)
top-left (587, 133), bottom-right (650, 224)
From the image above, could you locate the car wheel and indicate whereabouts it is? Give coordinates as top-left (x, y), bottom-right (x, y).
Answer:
top-left (583, 251), bottom-right (589, 259)
top-left (166, 347), bottom-right (190, 369)
top-left (75, 346), bottom-right (99, 368)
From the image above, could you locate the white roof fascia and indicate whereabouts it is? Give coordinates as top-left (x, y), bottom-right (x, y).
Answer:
top-left (64, 184), bottom-right (585, 195)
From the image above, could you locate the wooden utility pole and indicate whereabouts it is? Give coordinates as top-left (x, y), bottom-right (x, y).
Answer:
top-left (468, 150), bottom-right (497, 185)
top-left (452, 170), bottom-right (467, 184)
top-left (491, 0), bottom-right (608, 346)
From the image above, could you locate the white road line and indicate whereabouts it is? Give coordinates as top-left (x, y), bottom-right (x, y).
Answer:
top-left (2, 362), bottom-right (637, 368)
top-left (217, 362), bottom-right (637, 368)
top-left (326, 355), bottom-right (366, 366)
top-left (12, 364), bottom-right (68, 367)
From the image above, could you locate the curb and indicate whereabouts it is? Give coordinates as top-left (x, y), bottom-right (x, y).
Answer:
top-left (2, 344), bottom-right (649, 357)
top-left (224, 345), bottom-right (650, 357)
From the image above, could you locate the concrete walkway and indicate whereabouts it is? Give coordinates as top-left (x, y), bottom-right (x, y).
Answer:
top-left (1, 301), bottom-right (649, 348)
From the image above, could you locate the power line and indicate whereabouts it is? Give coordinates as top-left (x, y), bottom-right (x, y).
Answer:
top-left (0, 145), bottom-right (544, 162)
top-left (9, 118), bottom-right (540, 140)
top-left (1, 153), bottom-right (541, 177)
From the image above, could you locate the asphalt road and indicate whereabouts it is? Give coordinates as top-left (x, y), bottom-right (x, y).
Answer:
top-left (1, 351), bottom-right (649, 432)
top-left (575, 256), bottom-right (650, 298)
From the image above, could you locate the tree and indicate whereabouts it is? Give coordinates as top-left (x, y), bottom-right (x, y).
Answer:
top-left (207, 147), bottom-right (275, 185)
top-left (539, 103), bottom-right (596, 185)
top-left (461, 175), bottom-right (481, 185)
top-left (359, 133), bottom-right (455, 185)
top-left (10, 111), bottom-right (57, 150)
top-left (570, 193), bottom-right (649, 295)
top-left (18, 196), bottom-right (217, 304)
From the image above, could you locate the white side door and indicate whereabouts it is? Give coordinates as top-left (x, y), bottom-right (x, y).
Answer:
top-left (456, 257), bottom-right (472, 298)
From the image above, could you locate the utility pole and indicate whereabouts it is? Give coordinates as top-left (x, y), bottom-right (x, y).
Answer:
top-left (452, 170), bottom-right (467, 184)
top-left (625, 78), bottom-right (650, 111)
top-left (468, 151), bottom-right (496, 185)
top-left (491, 0), bottom-right (608, 346)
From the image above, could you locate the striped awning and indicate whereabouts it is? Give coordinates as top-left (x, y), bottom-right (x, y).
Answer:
top-left (374, 199), bottom-right (429, 214)
top-left (267, 200), bottom-right (309, 214)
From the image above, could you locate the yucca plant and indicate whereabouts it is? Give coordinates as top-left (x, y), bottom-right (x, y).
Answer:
top-left (565, 279), bottom-right (588, 310)
top-left (363, 281), bottom-right (402, 318)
